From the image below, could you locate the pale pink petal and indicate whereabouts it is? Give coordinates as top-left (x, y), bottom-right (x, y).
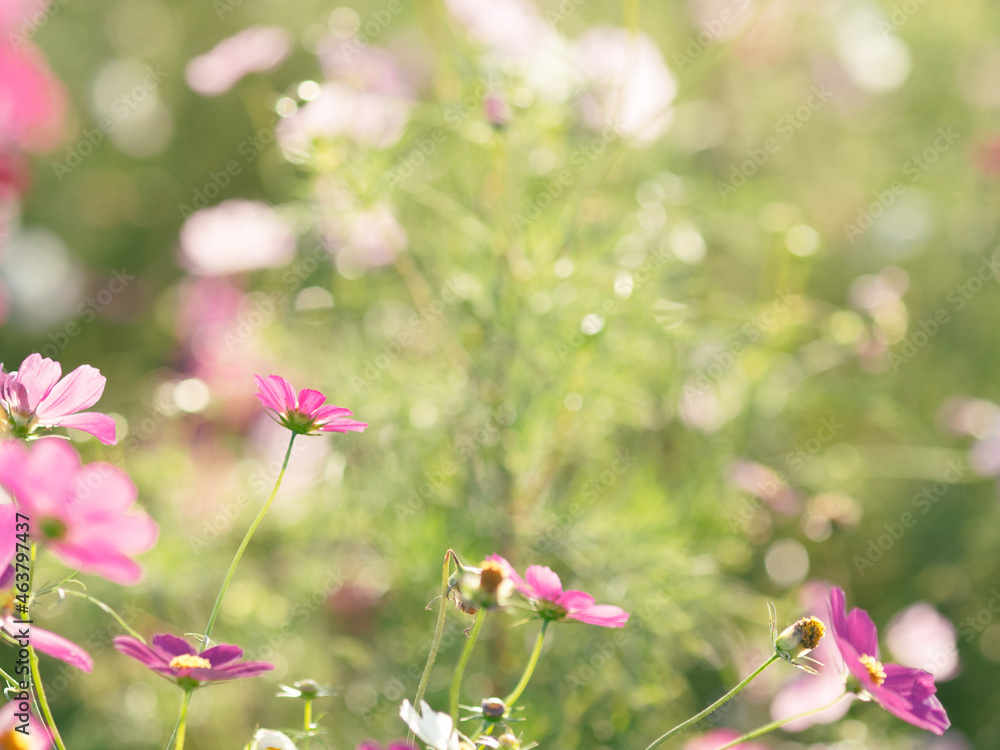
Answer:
top-left (313, 404), bottom-right (354, 420)
top-left (34, 364), bottom-right (106, 419)
top-left (50, 542), bottom-right (143, 585)
top-left (567, 604), bottom-right (629, 628)
top-left (318, 417), bottom-right (368, 433)
top-left (254, 374), bottom-right (296, 413)
top-left (0, 702), bottom-right (51, 750)
top-left (0, 502), bottom-right (15, 568)
top-left (30, 626), bottom-right (94, 672)
top-left (44, 411), bottom-right (117, 444)
top-left (71, 463), bottom-right (136, 516)
top-left (486, 554), bottom-right (525, 591)
top-left (297, 388), bottom-right (327, 415)
top-left (12, 353), bottom-right (61, 412)
top-left (524, 565), bottom-right (564, 601)
top-left (556, 589), bottom-right (595, 611)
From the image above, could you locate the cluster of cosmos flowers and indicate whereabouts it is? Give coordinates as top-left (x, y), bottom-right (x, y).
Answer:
top-left (0, 354), bottom-right (949, 749)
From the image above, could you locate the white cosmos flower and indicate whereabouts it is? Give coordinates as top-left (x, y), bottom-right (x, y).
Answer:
top-left (253, 729), bottom-right (299, 750)
top-left (399, 700), bottom-right (462, 750)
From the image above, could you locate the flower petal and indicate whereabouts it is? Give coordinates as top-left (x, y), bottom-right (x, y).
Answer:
top-left (114, 635), bottom-right (169, 669)
top-left (34, 364), bottom-right (106, 420)
top-left (873, 663), bottom-right (951, 734)
top-left (567, 604), bottom-right (630, 628)
top-left (11, 353), bottom-right (61, 413)
top-left (151, 633), bottom-right (197, 658)
top-left (30, 627), bottom-right (94, 672)
top-left (202, 643), bottom-right (244, 667)
top-left (524, 565), bottom-right (564, 602)
top-left (254, 374), bottom-right (297, 413)
top-left (297, 388), bottom-right (327, 415)
top-left (845, 606), bottom-right (879, 659)
top-left (43, 411), bottom-right (117, 444)
top-left (556, 589), bottom-right (595, 611)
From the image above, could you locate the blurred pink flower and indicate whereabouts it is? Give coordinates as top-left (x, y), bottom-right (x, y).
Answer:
top-left (573, 28), bottom-right (677, 143)
top-left (489, 555), bottom-right (629, 627)
top-left (0, 0), bottom-right (49, 35)
top-left (0, 701), bottom-right (50, 749)
top-left (0, 504), bottom-right (94, 672)
top-left (726, 460), bottom-right (801, 515)
top-left (0, 41), bottom-right (67, 152)
top-left (0, 438), bottom-right (158, 584)
top-left (179, 200), bottom-right (296, 276)
top-left (1, 353), bottom-right (117, 444)
top-left (683, 729), bottom-right (766, 750)
top-left (254, 374), bottom-right (367, 436)
top-left (886, 602), bottom-right (961, 681)
top-left (185, 26), bottom-right (292, 97)
top-left (318, 43), bottom-right (415, 99)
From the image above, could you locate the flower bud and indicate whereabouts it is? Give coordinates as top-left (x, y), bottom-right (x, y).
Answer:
top-left (455, 560), bottom-right (514, 611)
top-left (481, 697), bottom-right (507, 722)
top-left (497, 733), bottom-right (520, 750)
top-left (775, 616), bottom-right (826, 660)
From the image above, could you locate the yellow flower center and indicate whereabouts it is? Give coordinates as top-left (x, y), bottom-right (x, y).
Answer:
top-left (0, 727), bottom-right (31, 750)
top-left (859, 654), bottom-right (886, 685)
top-left (792, 616), bottom-right (826, 649)
top-left (169, 654), bottom-right (212, 670)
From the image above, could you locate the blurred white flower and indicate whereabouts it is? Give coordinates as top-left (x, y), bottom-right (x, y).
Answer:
top-left (399, 700), bottom-right (461, 750)
top-left (179, 200), bottom-right (296, 276)
top-left (573, 28), bottom-right (677, 143)
top-left (444, 0), bottom-right (549, 57)
top-left (185, 26), bottom-right (292, 97)
top-left (252, 729), bottom-right (299, 750)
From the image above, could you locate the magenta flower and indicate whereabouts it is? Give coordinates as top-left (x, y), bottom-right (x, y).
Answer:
top-left (0, 438), bottom-right (158, 584)
top-left (0, 353), bottom-right (117, 444)
top-left (113, 633), bottom-right (274, 688)
top-left (488, 555), bottom-right (629, 628)
top-left (0, 701), bottom-right (50, 749)
top-left (254, 374), bottom-right (367, 436)
top-left (828, 587), bottom-right (950, 734)
top-left (0, 504), bottom-right (94, 672)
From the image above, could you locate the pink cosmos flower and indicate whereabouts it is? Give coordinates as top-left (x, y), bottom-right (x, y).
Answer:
top-left (0, 701), bottom-right (50, 749)
top-left (0, 353), bottom-right (117, 444)
top-left (113, 633), bottom-right (274, 687)
top-left (254, 374), bottom-right (367, 436)
top-left (0, 503), bottom-right (93, 672)
top-left (185, 26), bottom-right (292, 97)
top-left (488, 555), bottom-right (629, 627)
top-left (0, 41), bottom-right (67, 153)
top-left (828, 587), bottom-right (950, 734)
top-left (0, 438), bottom-right (158, 584)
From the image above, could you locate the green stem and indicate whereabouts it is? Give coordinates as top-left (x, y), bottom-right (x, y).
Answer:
top-left (714, 692), bottom-right (850, 750)
top-left (410, 551), bottom-right (455, 744)
top-left (643, 654), bottom-right (780, 750)
top-left (304, 698), bottom-right (313, 732)
top-left (172, 690), bottom-right (193, 750)
top-left (202, 433), bottom-right (296, 647)
top-left (503, 620), bottom-right (549, 707)
top-left (59, 588), bottom-right (146, 640)
top-left (29, 647), bottom-right (67, 750)
top-left (450, 608), bottom-right (487, 721)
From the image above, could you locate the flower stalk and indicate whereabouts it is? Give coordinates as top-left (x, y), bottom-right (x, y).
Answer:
top-left (643, 653), bottom-right (780, 750)
top-left (450, 608), bottom-right (487, 721)
top-left (713, 692), bottom-right (850, 750)
top-left (504, 620), bottom-right (549, 707)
